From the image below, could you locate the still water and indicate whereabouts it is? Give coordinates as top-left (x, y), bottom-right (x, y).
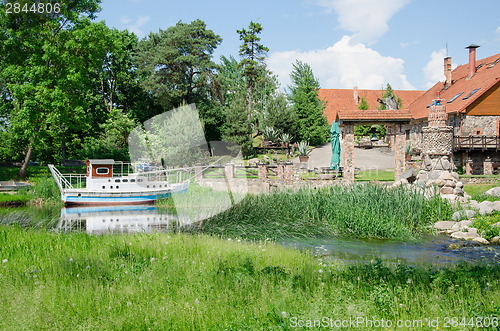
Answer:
top-left (1, 205), bottom-right (499, 265)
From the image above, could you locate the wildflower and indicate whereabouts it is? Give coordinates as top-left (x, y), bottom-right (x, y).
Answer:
top-left (318, 269), bottom-right (323, 273)
top-left (150, 258), bottom-right (156, 262)
top-left (69, 258), bottom-right (73, 262)
top-left (120, 264), bottom-right (125, 268)
top-left (127, 302), bottom-right (132, 307)
top-left (86, 266), bottom-right (90, 269)
top-left (2, 259), bottom-right (7, 263)
top-left (281, 311), bottom-right (287, 318)
top-left (407, 278), bottom-right (412, 284)
top-left (194, 298), bottom-right (199, 305)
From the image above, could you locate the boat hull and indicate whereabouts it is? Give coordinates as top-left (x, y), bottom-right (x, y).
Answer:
top-left (61, 185), bottom-right (189, 206)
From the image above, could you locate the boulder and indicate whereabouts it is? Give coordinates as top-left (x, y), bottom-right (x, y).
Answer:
top-left (452, 211), bottom-right (462, 221)
top-left (414, 180), bottom-right (427, 188)
top-left (439, 172), bottom-right (455, 181)
top-left (491, 236), bottom-right (500, 244)
top-left (441, 194), bottom-right (458, 203)
top-left (444, 180), bottom-right (456, 188)
top-left (436, 179), bottom-right (446, 187)
top-left (484, 187), bottom-right (500, 198)
top-left (450, 227), bottom-right (479, 240)
top-left (453, 187), bottom-right (464, 196)
top-left (465, 210), bottom-right (477, 219)
top-left (493, 201), bottom-right (500, 212)
top-left (417, 170), bottom-right (429, 182)
top-left (400, 167), bottom-right (418, 183)
top-left (428, 171), bottom-right (444, 180)
top-left (434, 221), bottom-right (457, 231)
top-left (478, 201), bottom-right (495, 215)
top-left (472, 237), bottom-right (490, 245)
top-left (450, 172), bottom-right (460, 181)
top-left (451, 220), bottom-right (473, 232)
top-left (440, 187), bottom-right (454, 195)
top-left (456, 181), bottom-right (464, 189)
top-left (247, 158), bottom-right (260, 166)
top-left (426, 179), bottom-right (437, 188)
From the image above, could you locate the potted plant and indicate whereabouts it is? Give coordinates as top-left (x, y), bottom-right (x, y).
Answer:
top-left (405, 143), bottom-right (412, 162)
top-left (297, 141), bottom-right (311, 162)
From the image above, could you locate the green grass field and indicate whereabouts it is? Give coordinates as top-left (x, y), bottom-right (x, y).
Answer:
top-left (0, 225), bottom-right (499, 330)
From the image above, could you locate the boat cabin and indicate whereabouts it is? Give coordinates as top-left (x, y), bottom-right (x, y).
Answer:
top-left (86, 159), bottom-right (114, 178)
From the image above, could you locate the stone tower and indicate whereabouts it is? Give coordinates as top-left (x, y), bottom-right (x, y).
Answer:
top-left (421, 93), bottom-right (455, 171)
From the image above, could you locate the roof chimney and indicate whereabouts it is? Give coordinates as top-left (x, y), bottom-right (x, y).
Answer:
top-left (444, 57), bottom-right (452, 87)
top-left (353, 86), bottom-right (359, 105)
top-left (466, 44), bottom-right (480, 79)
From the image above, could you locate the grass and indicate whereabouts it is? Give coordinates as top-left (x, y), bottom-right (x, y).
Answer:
top-left (0, 225), bottom-right (498, 330)
top-left (197, 184), bottom-right (455, 241)
top-left (463, 178), bottom-right (500, 202)
top-left (356, 169), bottom-right (395, 182)
top-left (472, 211), bottom-right (500, 240)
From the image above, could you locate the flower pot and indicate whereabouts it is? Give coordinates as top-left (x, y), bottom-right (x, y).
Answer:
top-left (299, 156), bottom-right (309, 163)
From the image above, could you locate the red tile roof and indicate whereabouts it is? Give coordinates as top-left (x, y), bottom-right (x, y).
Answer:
top-left (319, 88), bottom-right (425, 124)
top-left (337, 109), bottom-right (412, 122)
top-left (409, 52), bottom-right (500, 120)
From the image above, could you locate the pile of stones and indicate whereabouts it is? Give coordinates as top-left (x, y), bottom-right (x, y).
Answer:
top-left (393, 167), bottom-right (469, 204)
top-left (434, 188), bottom-right (500, 245)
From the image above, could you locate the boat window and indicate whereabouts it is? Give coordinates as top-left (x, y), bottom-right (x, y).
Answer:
top-left (147, 185), bottom-right (150, 188)
top-left (153, 185), bottom-right (155, 188)
top-left (122, 179), bottom-right (128, 183)
top-left (115, 179), bottom-right (121, 183)
top-left (130, 179), bottom-right (135, 183)
top-left (110, 186), bottom-right (113, 189)
top-left (116, 186), bottom-right (119, 189)
top-left (138, 179), bottom-right (143, 182)
top-left (102, 186), bottom-right (105, 189)
top-left (96, 167), bottom-right (109, 175)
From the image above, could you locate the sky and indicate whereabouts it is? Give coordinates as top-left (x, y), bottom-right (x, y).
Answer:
top-left (97, 0), bottom-right (500, 91)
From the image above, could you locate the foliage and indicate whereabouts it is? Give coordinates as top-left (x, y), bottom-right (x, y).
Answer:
top-left (76, 109), bottom-right (137, 161)
top-left (222, 92), bottom-right (254, 157)
top-left (262, 127), bottom-right (280, 142)
top-left (296, 141), bottom-right (311, 157)
top-left (201, 184), bottom-right (455, 241)
top-left (237, 21), bottom-right (269, 114)
top-left (377, 83), bottom-right (403, 110)
top-left (473, 211), bottom-right (500, 240)
top-left (0, 226), bottom-right (499, 329)
top-left (463, 181), bottom-right (500, 202)
top-left (136, 19), bottom-right (222, 109)
top-left (0, 1), bottom-right (113, 176)
top-left (288, 60), bottom-right (329, 146)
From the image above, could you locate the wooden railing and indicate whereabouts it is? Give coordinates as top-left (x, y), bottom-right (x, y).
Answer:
top-left (453, 136), bottom-right (500, 151)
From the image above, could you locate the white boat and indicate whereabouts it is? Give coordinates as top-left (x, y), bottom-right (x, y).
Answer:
top-left (58, 205), bottom-right (192, 234)
top-left (48, 159), bottom-right (191, 206)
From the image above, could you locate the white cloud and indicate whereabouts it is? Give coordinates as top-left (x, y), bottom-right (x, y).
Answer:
top-left (496, 26), bottom-right (500, 34)
top-left (423, 48), bottom-right (446, 88)
top-left (267, 35), bottom-right (415, 90)
top-left (314, 0), bottom-right (411, 44)
top-left (120, 16), bottom-right (150, 37)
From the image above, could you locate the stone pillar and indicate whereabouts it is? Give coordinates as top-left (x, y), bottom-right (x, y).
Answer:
top-left (224, 163), bottom-right (234, 180)
top-left (277, 163), bottom-right (284, 181)
top-left (258, 163), bottom-right (267, 179)
top-left (284, 162), bottom-right (293, 184)
top-left (484, 157), bottom-right (493, 175)
top-left (343, 124), bottom-right (355, 184)
top-left (465, 158), bottom-right (473, 175)
top-left (394, 126), bottom-right (406, 181)
top-left (194, 164), bottom-right (203, 181)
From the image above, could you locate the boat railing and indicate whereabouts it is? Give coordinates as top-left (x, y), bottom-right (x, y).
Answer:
top-left (48, 164), bottom-right (86, 191)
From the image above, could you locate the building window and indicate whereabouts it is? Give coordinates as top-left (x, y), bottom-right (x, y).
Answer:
top-left (474, 128), bottom-right (483, 135)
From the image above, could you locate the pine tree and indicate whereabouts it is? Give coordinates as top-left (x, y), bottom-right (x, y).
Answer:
top-left (288, 60), bottom-right (329, 146)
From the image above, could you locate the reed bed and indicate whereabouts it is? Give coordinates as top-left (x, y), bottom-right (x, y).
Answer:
top-left (199, 184), bottom-right (455, 240)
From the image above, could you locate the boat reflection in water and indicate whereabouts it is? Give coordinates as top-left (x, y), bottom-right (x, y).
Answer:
top-left (58, 205), bottom-right (193, 234)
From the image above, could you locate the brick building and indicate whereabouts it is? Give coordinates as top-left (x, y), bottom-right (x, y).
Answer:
top-left (407, 45), bottom-right (500, 174)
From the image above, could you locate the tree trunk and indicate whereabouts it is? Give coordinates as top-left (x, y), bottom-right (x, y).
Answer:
top-left (19, 141), bottom-right (34, 179)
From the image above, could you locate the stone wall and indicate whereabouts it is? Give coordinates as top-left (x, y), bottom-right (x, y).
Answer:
top-left (461, 115), bottom-right (499, 136)
top-left (421, 126), bottom-right (453, 155)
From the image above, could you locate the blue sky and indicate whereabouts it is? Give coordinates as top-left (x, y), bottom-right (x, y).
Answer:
top-left (97, 0), bottom-right (500, 91)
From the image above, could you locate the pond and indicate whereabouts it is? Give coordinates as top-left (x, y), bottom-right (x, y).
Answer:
top-left (1, 205), bottom-right (499, 266)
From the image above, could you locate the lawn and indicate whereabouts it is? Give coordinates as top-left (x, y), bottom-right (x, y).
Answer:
top-left (463, 175), bottom-right (500, 202)
top-left (356, 169), bottom-right (395, 181)
top-left (0, 225), bottom-right (498, 330)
